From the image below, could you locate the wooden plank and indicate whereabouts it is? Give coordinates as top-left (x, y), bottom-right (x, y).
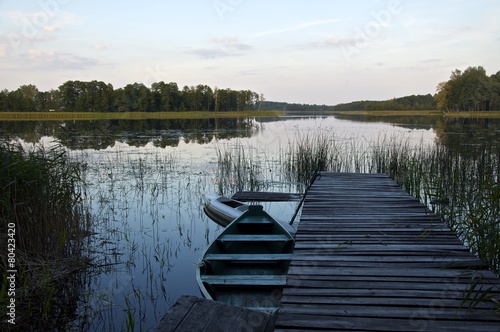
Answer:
top-left (276, 313), bottom-right (499, 331)
top-left (205, 253), bottom-right (292, 261)
top-left (219, 234), bottom-right (292, 242)
top-left (153, 295), bottom-right (274, 332)
top-left (231, 191), bottom-right (302, 201)
top-left (200, 274), bottom-right (287, 286)
top-left (278, 303), bottom-right (500, 319)
top-left (285, 278), bottom-right (495, 291)
top-left (153, 296), bottom-right (198, 332)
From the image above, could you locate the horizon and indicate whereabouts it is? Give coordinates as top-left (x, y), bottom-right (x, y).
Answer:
top-left (1, 0), bottom-right (499, 105)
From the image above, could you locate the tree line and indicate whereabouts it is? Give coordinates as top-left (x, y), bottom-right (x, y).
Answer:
top-left (259, 101), bottom-right (335, 112)
top-left (0, 81), bottom-right (263, 113)
top-left (326, 66), bottom-right (500, 113)
top-left (435, 66), bottom-right (500, 112)
top-left (334, 94), bottom-right (436, 111)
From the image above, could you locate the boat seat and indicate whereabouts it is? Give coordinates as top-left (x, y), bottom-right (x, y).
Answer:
top-left (237, 218), bottom-right (274, 225)
top-left (200, 274), bottom-right (287, 286)
top-left (204, 253), bottom-right (292, 261)
top-left (218, 234), bottom-right (292, 242)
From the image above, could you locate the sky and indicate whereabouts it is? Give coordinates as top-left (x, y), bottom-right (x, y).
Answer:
top-left (1, 0), bottom-right (499, 105)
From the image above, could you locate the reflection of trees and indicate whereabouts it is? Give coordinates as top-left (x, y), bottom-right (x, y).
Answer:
top-left (333, 114), bottom-right (437, 130)
top-left (0, 121), bottom-right (60, 143)
top-left (0, 118), bottom-right (259, 149)
top-left (434, 118), bottom-right (500, 154)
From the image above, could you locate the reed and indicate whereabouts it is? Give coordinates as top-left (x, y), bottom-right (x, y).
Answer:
top-left (215, 142), bottom-right (266, 194)
top-left (0, 141), bottom-right (92, 330)
top-left (282, 130), bottom-right (333, 189)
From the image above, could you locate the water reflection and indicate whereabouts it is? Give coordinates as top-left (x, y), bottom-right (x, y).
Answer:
top-left (333, 113), bottom-right (439, 130)
top-left (434, 117), bottom-right (500, 153)
top-left (0, 117), bottom-right (259, 149)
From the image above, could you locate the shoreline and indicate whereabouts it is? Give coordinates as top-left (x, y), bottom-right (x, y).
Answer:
top-left (1, 109), bottom-right (499, 121)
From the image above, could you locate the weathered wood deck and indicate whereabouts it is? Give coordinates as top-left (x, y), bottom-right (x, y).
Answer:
top-left (153, 295), bottom-right (275, 332)
top-left (275, 172), bottom-right (500, 331)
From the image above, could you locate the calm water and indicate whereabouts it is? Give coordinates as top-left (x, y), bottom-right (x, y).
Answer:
top-left (2, 114), bottom-right (499, 331)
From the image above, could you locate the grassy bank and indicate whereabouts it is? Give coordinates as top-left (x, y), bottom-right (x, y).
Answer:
top-left (0, 110), bottom-right (284, 121)
top-left (0, 142), bottom-right (92, 330)
top-left (2, 110), bottom-right (500, 121)
top-left (330, 110), bottom-right (500, 117)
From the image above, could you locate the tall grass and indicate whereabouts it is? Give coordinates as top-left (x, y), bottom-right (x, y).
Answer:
top-left (0, 141), bottom-right (92, 330)
top-left (215, 142), bottom-right (266, 194)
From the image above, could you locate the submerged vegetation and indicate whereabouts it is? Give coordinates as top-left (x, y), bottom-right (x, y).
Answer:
top-left (0, 142), bottom-right (92, 330)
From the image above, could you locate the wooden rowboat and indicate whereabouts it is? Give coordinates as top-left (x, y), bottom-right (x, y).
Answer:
top-left (196, 205), bottom-right (295, 312)
top-left (203, 194), bottom-right (249, 226)
top-left (204, 194), bottom-right (297, 236)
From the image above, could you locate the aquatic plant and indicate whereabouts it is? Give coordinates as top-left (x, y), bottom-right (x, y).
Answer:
top-left (0, 141), bottom-right (92, 330)
top-left (215, 142), bottom-right (266, 194)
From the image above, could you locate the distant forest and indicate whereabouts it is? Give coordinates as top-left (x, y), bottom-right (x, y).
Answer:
top-left (259, 101), bottom-right (335, 112)
top-left (332, 66), bottom-right (500, 112)
top-left (0, 81), bottom-right (262, 113)
top-left (1, 66), bottom-right (498, 113)
top-left (334, 94), bottom-right (437, 111)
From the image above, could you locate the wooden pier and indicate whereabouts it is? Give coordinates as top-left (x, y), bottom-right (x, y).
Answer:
top-left (153, 295), bottom-right (275, 332)
top-left (274, 172), bottom-right (500, 331)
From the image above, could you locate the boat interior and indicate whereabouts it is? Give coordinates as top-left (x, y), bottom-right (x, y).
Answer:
top-left (198, 207), bottom-right (294, 311)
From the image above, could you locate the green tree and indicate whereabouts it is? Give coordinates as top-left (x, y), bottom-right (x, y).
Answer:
top-left (89, 81), bottom-right (114, 112)
top-left (117, 83), bottom-right (151, 112)
top-left (58, 81), bottom-right (81, 111)
top-left (0, 89), bottom-right (8, 112)
top-left (487, 71), bottom-right (500, 111)
top-left (18, 84), bottom-right (39, 111)
top-left (151, 81), bottom-right (171, 112)
top-left (435, 81), bottom-right (451, 112)
top-left (198, 84), bottom-right (213, 112)
top-left (436, 66), bottom-right (497, 112)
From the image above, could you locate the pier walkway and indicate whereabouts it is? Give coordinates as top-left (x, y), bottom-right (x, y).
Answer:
top-left (274, 172), bottom-right (500, 331)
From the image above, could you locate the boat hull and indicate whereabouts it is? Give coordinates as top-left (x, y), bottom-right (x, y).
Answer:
top-left (203, 194), bottom-right (248, 226)
top-left (196, 205), bottom-right (295, 312)
top-left (204, 194), bottom-right (296, 235)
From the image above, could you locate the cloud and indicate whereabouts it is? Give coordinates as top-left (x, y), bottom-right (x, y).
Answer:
top-left (186, 47), bottom-right (229, 59)
top-left (3, 10), bottom-right (82, 33)
top-left (92, 43), bottom-right (111, 50)
top-left (19, 49), bottom-right (99, 70)
top-left (315, 35), bottom-right (361, 48)
top-left (252, 19), bottom-right (339, 37)
top-left (210, 36), bottom-right (251, 50)
top-left (187, 36), bottom-right (251, 59)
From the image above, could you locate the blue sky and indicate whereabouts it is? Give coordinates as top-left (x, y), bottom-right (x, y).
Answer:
top-left (1, 0), bottom-right (499, 104)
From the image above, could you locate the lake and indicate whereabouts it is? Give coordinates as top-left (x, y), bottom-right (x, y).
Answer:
top-left (1, 114), bottom-right (499, 331)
